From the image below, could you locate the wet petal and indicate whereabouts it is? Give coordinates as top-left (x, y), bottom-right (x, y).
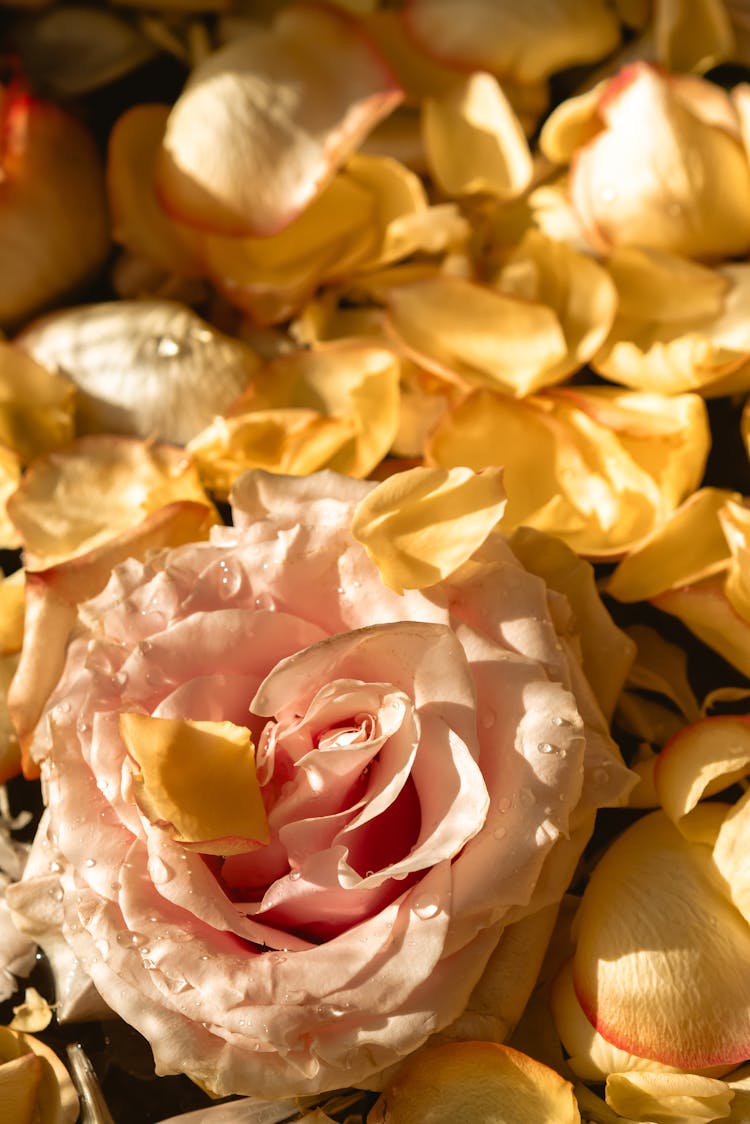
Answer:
top-left (403, 0), bottom-right (620, 84)
top-left (351, 465), bottom-right (506, 593)
top-left (18, 301), bottom-right (260, 446)
top-left (422, 71), bottom-right (533, 198)
top-left (156, 4), bottom-right (403, 236)
top-left (369, 1040), bottom-right (581, 1123)
top-left (573, 807), bottom-right (750, 1068)
top-left (120, 714), bottom-right (269, 855)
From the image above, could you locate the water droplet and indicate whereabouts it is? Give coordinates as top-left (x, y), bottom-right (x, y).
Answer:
top-left (164, 977), bottom-right (191, 994)
top-left (110, 880), bottom-right (121, 893)
top-left (497, 796), bottom-right (511, 814)
top-left (551, 715), bottom-right (566, 727)
top-left (493, 825), bottom-right (507, 840)
top-left (141, 958), bottom-right (157, 971)
top-left (148, 856), bottom-right (174, 885)
top-left (217, 559), bottom-right (244, 600)
top-left (57, 701), bottom-right (72, 715)
top-left (537, 741), bottom-right (556, 755)
top-left (154, 334), bottom-right (183, 358)
top-left (49, 860), bottom-right (62, 873)
top-left (269, 953), bottom-right (287, 966)
top-left (49, 886), bottom-right (64, 902)
top-left (289, 870), bottom-right (302, 882)
top-left (111, 670), bottom-right (128, 689)
top-left (84, 858), bottom-right (96, 868)
top-left (253, 592), bottom-right (276, 611)
top-left (412, 893), bottom-right (440, 919)
top-left (592, 767), bottom-right (610, 787)
top-left (117, 931), bottom-right (148, 948)
top-left (77, 721), bottom-right (89, 735)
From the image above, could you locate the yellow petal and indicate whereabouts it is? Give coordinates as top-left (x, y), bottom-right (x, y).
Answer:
top-left (428, 387), bottom-right (709, 558)
top-left (607, 489), bottom-right (737, 602)
top-left (605, 1071), bottom-right (734, 1124)
top-left (10, 988), bottom-right (53, 1034)
top-left (573, 807), bottom-right (750, 1068)
top-left (187, 410), bottom-right (357, 499)
top-left (654, 578), bottom-right (750, 679)
top-left (539, 81), bottom-right (607, 165)
top-left (386, 276), bottom-right (569, 396)
top-left (714, 787), bottom-right (750, 926)
top-left (107, 103), bottom-right (203, 277)
top-left (120, 714), bottom-right (268, 854)
top-left (351, 465), bottom-right (506, 594)
top-left (720, 499), bottom-right (750, 620)
top-left (7, 436), bottom-right (215, 570)
top-left (423, 71), bottom-right (533, 199)
top-left (156, 5), bottom-right (402, 237)
top-left (234, 340), bottom-right (401, 479)
top-left (494, 230), bottom-right (617, 380)
top-left (404, 0), bottom-right (620, 85)
top-left (0, 569), bottom-right (24, 657)
top-left (655, 716), bottom-right (750, 832)
top-left (0, 1052), bottom-right (43, 1124)
top-left (369, 1041), bottom-right (581, 1123)
top-left (603, 247), bottom-right (729, 324)
top-left (0, 342), bottom-right (75, 463)
top-left (653, 0), bottom-right (735, 73)
top-left (570, 64), bottom-right (750, 259)
top-left (0, 445), bottom-right (23, 550)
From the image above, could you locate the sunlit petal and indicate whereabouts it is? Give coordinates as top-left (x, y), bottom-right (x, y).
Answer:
top-left (655, 716), bottom-right (750, 833)
top-left (573, 807), bottom-right (750, 1068)
top-left (156, 4), bottom-right (403, 236)
top-left (605, 1070), bottom-right (734, 1123)
top-left (351, 464), bottom-right (506, 594)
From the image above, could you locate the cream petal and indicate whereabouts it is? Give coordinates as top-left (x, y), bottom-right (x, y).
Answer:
top-left (655, 716), bottom-right (750, 832)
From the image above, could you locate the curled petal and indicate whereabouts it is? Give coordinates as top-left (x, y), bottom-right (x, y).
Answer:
top-left (654, 578), bottom-right (750, 678)
top-left (350, 465), bottom-right (506, 594)
top-left (714, 788), bottom-right (750, 926)
top-left (18, 301), bottom-right (260, 446)
top-left (7, 435), bottom-right (215, 570)
top-left (607, 488), bottom-right (737, 602)
top-left (569, 64), bottom-right (750, 259)
top-left (0, 343), bottom-right (74, 463)
top-left (655, 716), bottom-right (750, 832)
top-left (386, 276), bottom-right (569, 396)
top-left (187, 410), bottom-right (358, 498)
top-left (403, 0), bottom-right (620, 84)
top-left (156, 4), bottom-right (403, 237)
top-left (422, 71), bottom-right (533, 199)
top-left (573, 807), bottom-right (750, 1068)
top-left (369, 1040), bottom-right (581, 1123)
top-left (231, 339), bottom-right (401, 479)
top-left (605, 1071), bottom-right (734, 1124)
top-left (428, 387), bottom-right (709, 558)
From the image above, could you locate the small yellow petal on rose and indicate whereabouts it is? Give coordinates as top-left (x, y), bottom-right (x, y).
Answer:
top-left (351, 465), bottom-right (506, 594)
top-left (655, 716), bottom-right (750, 833)
top-left (369, 1040), bottom-right (581, 1123)
top-left (605, 1070), bottom-right (734, 1124)
top-left (10, 989), bottom-right (53, 1034)
top-left (423, 71), bottom-right (533, 199)
top-left (120, 713), bottom-right (268, 854)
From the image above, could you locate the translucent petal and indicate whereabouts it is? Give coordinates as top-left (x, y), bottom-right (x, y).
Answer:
top-left (18, 301), bottom-right (260, 446)
top-left (653, 0), bottom-right (735, 73)
top-left (156, 4), bottom-right (403, 236)
top-left (714, 787), bottom-right (750, 927)
top-left (655, 716), bottom-right (750, 830)
top-left (605, 1070), bottom-right (734, 1124)
top-left (350, 465), bottom-right (506, 593)
top-left (654, 578), bottom-right (750, 678)
top-left (573, 807), bottom-right (750, 1068)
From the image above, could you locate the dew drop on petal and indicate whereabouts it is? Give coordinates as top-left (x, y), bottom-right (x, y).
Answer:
top-left (493, 825), bottom-right (507, 840)
top-left (148, 856), bottom-right (174, 885)
top-left (84, 858), bottom-right (96, 868)
top-left (537, 741), bottom-right (556, 754)
top-left (497, 796), bottom-right (511, 814)
top-left (289, 870), bottom-right (302, 882)
top-left (412, 893), bottom-right (440, 919)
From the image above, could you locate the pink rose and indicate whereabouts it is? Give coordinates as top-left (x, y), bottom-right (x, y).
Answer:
top-left (6, 471), bottom-right (632, 1098)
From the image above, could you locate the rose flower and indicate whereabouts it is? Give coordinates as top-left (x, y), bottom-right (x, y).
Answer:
top-left (5, 469), bottom-right (633, 1099)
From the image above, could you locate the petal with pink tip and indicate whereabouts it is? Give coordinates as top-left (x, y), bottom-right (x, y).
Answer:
top-left (156, 4), bottom-right (403, 237)
top-left (573, 807), bottom-right (750, 1068)
top-left (655, 716), bottom-right (750, 832)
